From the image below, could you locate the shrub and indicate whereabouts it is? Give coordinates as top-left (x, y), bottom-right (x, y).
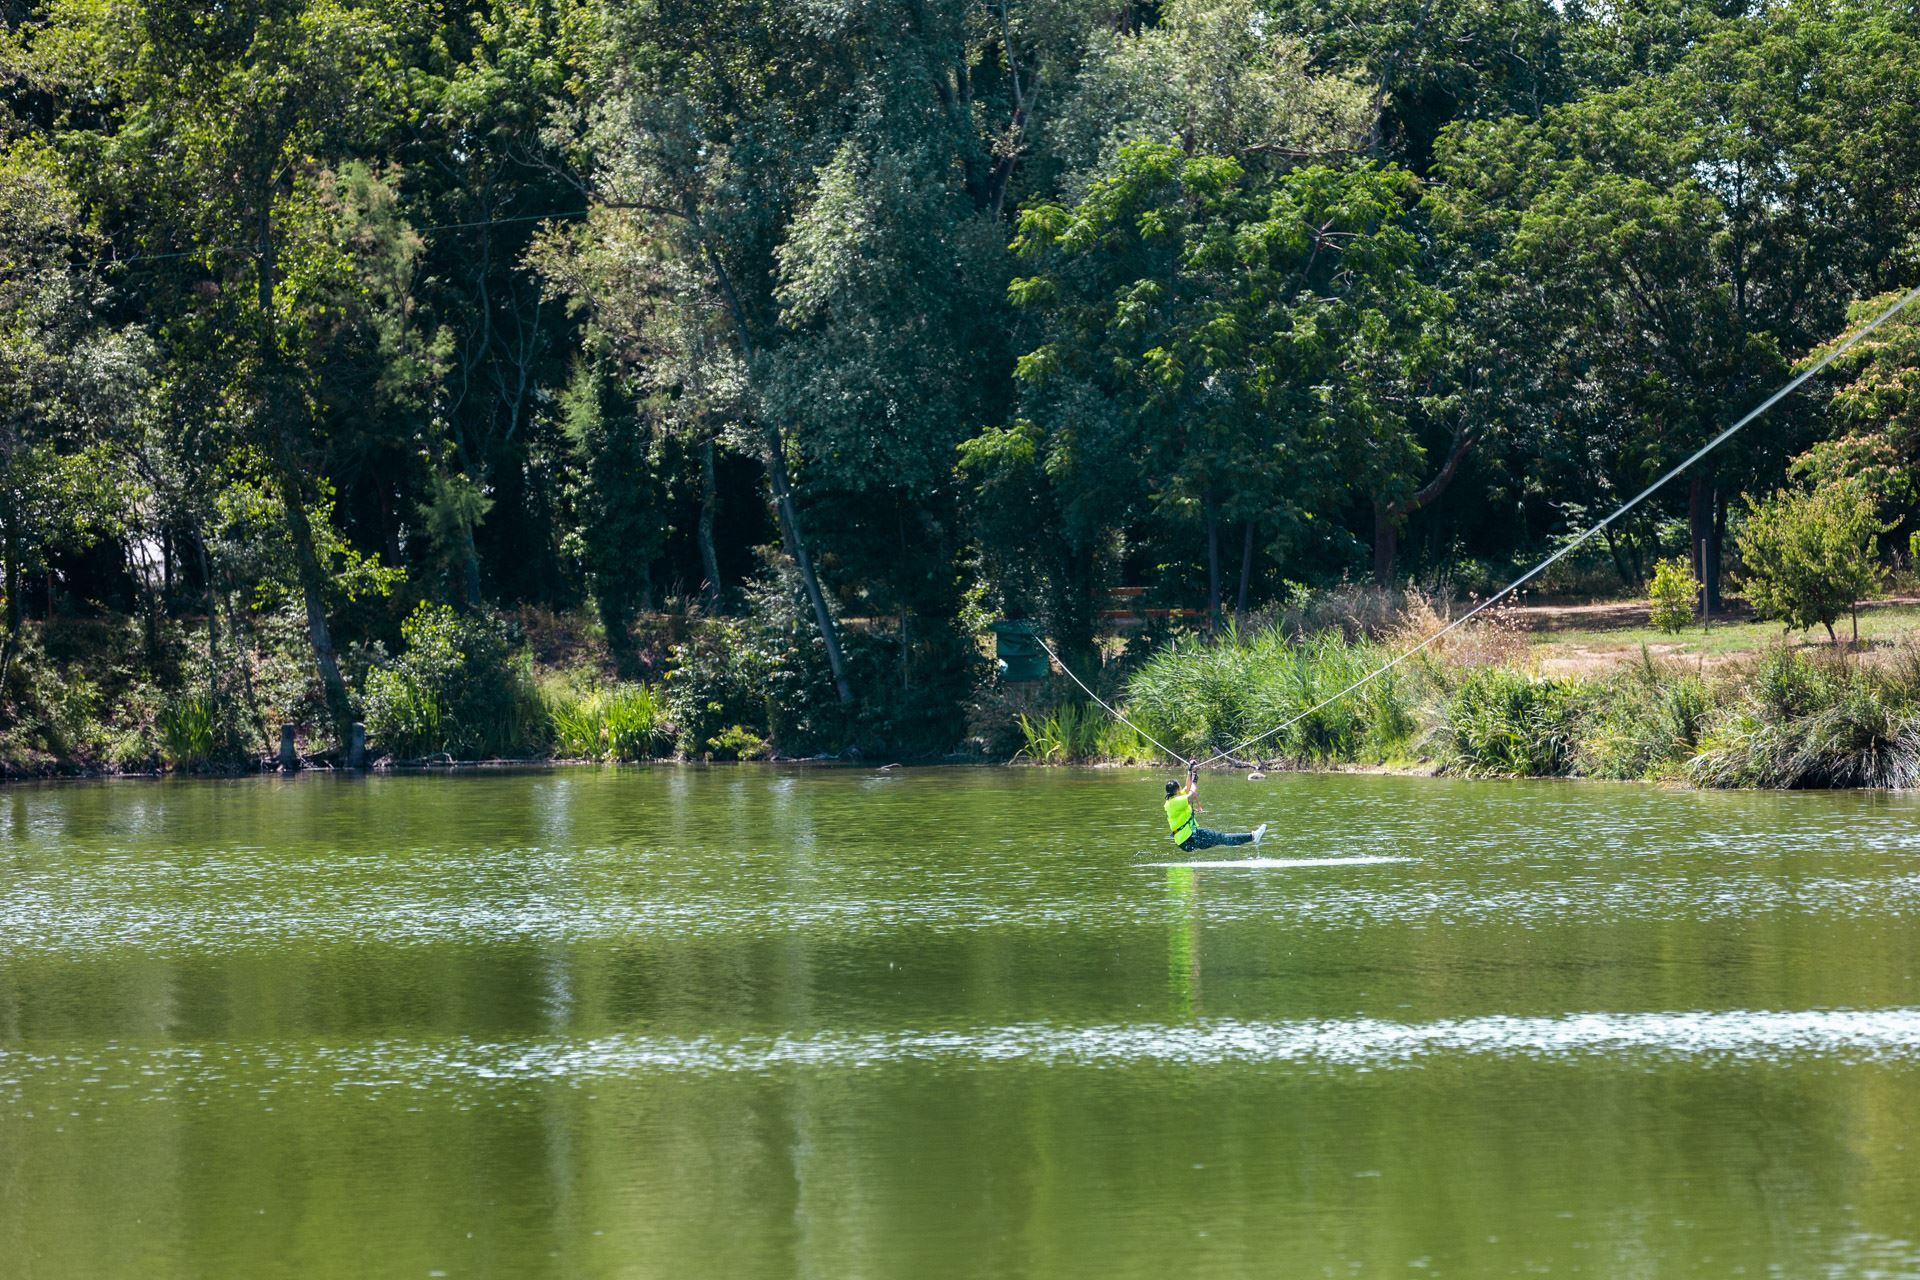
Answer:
top-left (1690, 648), bottom-right (1920, 789)
top-left (548, 681), bottom-right (671, 761)
top-left (1440, 667), bottom-right (1588, 777)
top-left (1581, 651), bottom-right (1713, 779)
top-left (1125, 626), bottom-right (1423, 764)
top-left (1735, 479), bottom-right (1889, 642)
top-left (157, 694), bottom-right (219, 769)
top-left (364, 603), bottom-right (547, 759)
top-left (706, 724), bottom-right (772, 761)
top-left (1647, 557), bottom-right (1700, 634)
top-left (1014, 703), bottom-right (1108, 763)
top-left (664, 616), bottom-right (775, 758)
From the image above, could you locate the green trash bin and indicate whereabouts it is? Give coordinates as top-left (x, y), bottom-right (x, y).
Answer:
top-left (988, 620), bottom-right (1050, 682)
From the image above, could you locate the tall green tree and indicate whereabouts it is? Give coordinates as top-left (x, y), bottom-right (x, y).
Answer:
top-left (0, 143), bottom-right (138, 691)
top-left (998, 141), bottom-right (1444, 643)
top-left (23, 0), bottom-right (428, 739)
top-left (1429, 0), bottom-right (1920, 603)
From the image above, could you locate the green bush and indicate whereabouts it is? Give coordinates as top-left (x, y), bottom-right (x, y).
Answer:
top-left (1647, 557), bottom-right (1699, 634)
top-left (1735, 479), bottom-right (1889, 642)
top-left (548, 681), bottom-right (671, 761)
top-left (157, 694), bottom-right (219, 769)
top-left (1440, 667), bottom-right (1589, 777)
top-left (1581, 652), bottom-right (1712, 778)
top-left (1690, 649), bottom-right (1920, 789)
top-left (364, 603), bottom-right (548, 759)
top-left (1014, 703), bottom-right (1108, 763)
top-left (706, 724), bottom-right (772, 761)
top-left (664, 616), bottom-right (775, 758)
top-left (1125, 626), bottom-right (1422, 764)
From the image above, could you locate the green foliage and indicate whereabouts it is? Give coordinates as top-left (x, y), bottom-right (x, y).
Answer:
top-left (1648, 558), bottom-right (1700, 634)
top-left (1440, 668), bottom-right (1589, 777)
top-left (1014, 704), bottom-right (1105, 764)
top-left (1735, 480), bottom-right (1890, 640)
top-left (1125, 626), bottom-right (1422, 764)
top-left (547, 681), bottom-right (671, 761)
top-left (1581, 652), bottom-right (1712, 779)
top-left (6, 0), bottom-right (1920, 776)
top-left (364, 603), bottom-right (547, 760)
top-left (157, 695), bottom-right (219, 770)
top-left (1690, 649), bottom-right (1920, 789)
top-left (558, 362), bottom-right (662, 674)
top-left (705, 724), bottom-right (772, 762)
top-left (663, 616), bottom-right (775, 761)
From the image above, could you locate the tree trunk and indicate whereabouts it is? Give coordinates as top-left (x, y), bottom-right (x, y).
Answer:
top-left (1711, 485), bottom-right (1726, 613)
top-left (1236, 520), bottom-right (1255, 622)
top-left (258, 185), bottom-right (353, 744)
top-left (698, 435), bottom-right (723, 609)
top-left (1204, 491), bottom-right (1221, 631)
top-left (196, 537), bottom-right (219, 720)
top-left (765, 424), bottom-right (852, 704)
top-left (1372, 501), bottom-right (1398, 586)
top-left (276, 467), bottom-right (355, 743)
top-left (459, 521), bottom-right (484, 611)
top-left (1373, 427), bottom-right (1477, 586)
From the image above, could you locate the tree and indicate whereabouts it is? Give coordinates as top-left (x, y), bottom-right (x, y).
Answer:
top-left (555, 361), bottom-right (662, 678)
top-left (1429, 0), bottom-right (1920, 605)
top-left (1647, 556), bottom-right (1700, 634)
top-left (1735, 478), bottom-right (1889, 643)
top-left (22, 0), bottom-right (425, 741)
top-left (0, 144), bottom-right (141, 693)
top-left (1003, 142), bottom-right (1444, 639)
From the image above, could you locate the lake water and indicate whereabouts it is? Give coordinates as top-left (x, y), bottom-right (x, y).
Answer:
top-left (3, 767), bottom-right (1919, 1277)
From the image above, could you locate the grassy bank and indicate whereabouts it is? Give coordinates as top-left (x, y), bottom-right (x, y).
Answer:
top-left (14, 587), bottom-right (1920, 791)
top-left (1019, 609), bottom-right (1920, 790)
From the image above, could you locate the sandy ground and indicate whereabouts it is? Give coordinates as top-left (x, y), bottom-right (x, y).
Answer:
top-left (1514, 595), bottom-right (1920, 676)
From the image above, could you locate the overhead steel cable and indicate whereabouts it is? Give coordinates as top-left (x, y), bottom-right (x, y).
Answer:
top-left (1033, 633), bottom-right (1195, 766)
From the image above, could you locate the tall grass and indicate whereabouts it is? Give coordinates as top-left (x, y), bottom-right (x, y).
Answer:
top-left (1124, 626), bottom-right (1422, 763)
top-left (157, 694), bottom-right (218, 769)
top-left (1688, 649), bottom-right (1920, 789)
top-left (1015, 703), bottom-right (1101, 763)
top-left (1008, 618), bottom-right (1920, 791)
top-left (1438, 667), bottom-right (1588, 777)
top-left (1580, 650), bottom-right (1713, 780)
top-left (547, 682), bottom-right (671, 761)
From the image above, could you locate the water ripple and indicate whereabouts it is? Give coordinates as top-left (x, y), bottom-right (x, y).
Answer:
top-left (7, 1007), bottom-right (1920, 1103)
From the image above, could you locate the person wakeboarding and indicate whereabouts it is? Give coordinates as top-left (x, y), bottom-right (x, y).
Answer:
top-left (1165, 762), bottom-right (1266, 852)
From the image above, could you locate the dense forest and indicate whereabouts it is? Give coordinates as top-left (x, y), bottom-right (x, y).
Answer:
top-left (3, 0), bottom-right (1919, 770)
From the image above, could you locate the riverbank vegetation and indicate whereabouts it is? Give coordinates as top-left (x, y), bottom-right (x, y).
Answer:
top-left (4, 0), bottom-right (1920, 782)
top-left (1015, 598), bottom-right (1920, 791)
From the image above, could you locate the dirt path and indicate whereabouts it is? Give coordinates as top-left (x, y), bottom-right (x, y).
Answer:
top-left (1509, 594), bottom-right (1920, 633)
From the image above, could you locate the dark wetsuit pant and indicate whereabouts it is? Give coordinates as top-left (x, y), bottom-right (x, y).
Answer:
top-left (1179, 827), bottom-right (1253, 852)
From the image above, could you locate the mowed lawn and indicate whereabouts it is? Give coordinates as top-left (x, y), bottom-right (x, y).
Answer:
top-left (1524, 599), bottom-right (1920, 674)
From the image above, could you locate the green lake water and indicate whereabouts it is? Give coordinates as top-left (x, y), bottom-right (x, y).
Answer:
top-left (3, 766), bottom-right (1919, 1278)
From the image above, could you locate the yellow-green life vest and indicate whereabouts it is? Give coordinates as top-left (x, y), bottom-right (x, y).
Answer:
top-left (1165, 793), bottom-right (1196, 843)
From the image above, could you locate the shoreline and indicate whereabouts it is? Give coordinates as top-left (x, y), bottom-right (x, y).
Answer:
top-left (0, 754), bottom-right (1685, 790)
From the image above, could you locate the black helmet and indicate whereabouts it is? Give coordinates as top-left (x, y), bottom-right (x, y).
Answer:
top-left (1165, 780), bottom-right (1179, 797)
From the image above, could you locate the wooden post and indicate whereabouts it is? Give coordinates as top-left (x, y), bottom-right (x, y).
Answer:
top-left (278, 725), bottom-right (297, 773)
top-left (348, 722), bottom-right (366, 770)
